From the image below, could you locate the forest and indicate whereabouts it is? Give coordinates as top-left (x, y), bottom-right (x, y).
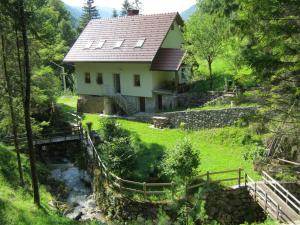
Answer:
top-left (0, 0), bottom-right (299, 224)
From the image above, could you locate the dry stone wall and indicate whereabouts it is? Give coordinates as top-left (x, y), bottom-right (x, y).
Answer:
top-left (162, 107), bottom-right (257, 130)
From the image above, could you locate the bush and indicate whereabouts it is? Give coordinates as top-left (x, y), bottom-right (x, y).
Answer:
top-left (100, 118), bottom-right (129, 141)
top-left (100, 137), bottom-right (136, 177)
top-left (163, 138), bottom-right (200, 183)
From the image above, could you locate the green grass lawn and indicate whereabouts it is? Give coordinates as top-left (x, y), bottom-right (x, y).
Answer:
top-left (0, 144), bottom-right (99, 225)
top-left (57, 96), bottom-right (260, 183)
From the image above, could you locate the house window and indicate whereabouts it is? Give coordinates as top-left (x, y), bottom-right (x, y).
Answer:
top-left (97, 73), bottom-right (103, 85)
top-left (135, 39), bottom-right (145, 48)
top-left (84, 40), bottom-right (94, 49)
top-left (134, 75), bottom-right (141, 87)
top-left (85, 72), bottom-right (91, 83)
top-left (114, 40), bottom-right (124, 48)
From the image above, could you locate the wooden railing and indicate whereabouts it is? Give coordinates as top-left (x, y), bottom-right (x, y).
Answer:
top-left (3, 125), bottom-right (82, 145)
top-left (246, 175), bottom-right (282, 220)
top-left (85, 131), bottom-right (244, 202)
top-left (262, 171), bottom-right (300, 215)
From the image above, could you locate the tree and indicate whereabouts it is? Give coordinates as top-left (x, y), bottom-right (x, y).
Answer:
top-left (185, 12), bottom-right (230, 90)
top-left (132, 0), bottom-right (142, 10)
top-left (121, 0), bottom-right (132, 16)
top-left (79, 0), bottom-right (99, 32)
top-left (163, 138), bottom-right (199, 182)
top-left (112, 8), bottom-right (118, 18)
top-left (221, 0), bottom-right (300, 157)
top-left (1, 34), bottom-right (24, 187)
top-left (163, 138), bottom-right (200, 224)
top-left (18, 0), bottom-right (40, 206)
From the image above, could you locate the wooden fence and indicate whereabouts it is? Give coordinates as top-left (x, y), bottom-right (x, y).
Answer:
top-left (85, 130), bottom-right (244, 202)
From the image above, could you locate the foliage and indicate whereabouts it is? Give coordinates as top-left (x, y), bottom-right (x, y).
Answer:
top-left (100, 136), bottom-right (136, 177)
top-left (185, 5), bottom-right (230, 90)
top-left (100, 117), bottom-right (129, 141)
top-left (112, 8), bottom-right (118, 17)
top-left (120, 0), bottom-right (132, 16)
top-left (79, 0), bottom-right (99, 32)
top-left (163, 138), bottom-right (200, 182)
top-left (215, 0), bottom-right (300, 157)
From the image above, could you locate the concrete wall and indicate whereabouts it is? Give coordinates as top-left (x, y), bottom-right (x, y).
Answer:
top-left (162, 107), bottom-right (257, 129)
top-left (161, 21), bottom-right (184, 48)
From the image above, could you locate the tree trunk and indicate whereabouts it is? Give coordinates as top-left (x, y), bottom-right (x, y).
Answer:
top-left (14, 21), bottom-right (25, 98)
top-left (1, 35), bottom-right (24, 187)
top-left (207, 56), bottom-right (213, 90)
top-left (18, 0), bottom-right (40, 206)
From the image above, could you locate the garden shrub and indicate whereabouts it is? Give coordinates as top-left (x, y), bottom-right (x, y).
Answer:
top-left (163, 138), bottom-right (200, 183)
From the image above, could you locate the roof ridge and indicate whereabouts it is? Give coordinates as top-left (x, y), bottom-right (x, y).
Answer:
top-left (91, 12), bottom-right (178, 22)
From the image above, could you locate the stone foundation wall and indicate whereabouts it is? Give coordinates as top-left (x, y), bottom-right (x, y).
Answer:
top-left (77, 95), bottom-right (105, 114)
top-left (162, 107), bottom-right (257, 129)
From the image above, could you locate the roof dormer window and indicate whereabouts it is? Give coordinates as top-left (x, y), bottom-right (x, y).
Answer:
top-left (135, 39), bottom-right (145, 48)
top-left (84, 40), bottom-right (94, 49)
top-left (96, 40), bottom-right (106, 49)
top-left (114, 40), bottom-right (124, 49)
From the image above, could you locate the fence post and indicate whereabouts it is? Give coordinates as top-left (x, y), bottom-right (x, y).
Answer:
top-left (143, 182), bottom-right (147, 200)
top-left (265, 193), bottom-right (268, 211)
top-left (254, 182), bottom-right (257, 200)
top-left (238, 168), bottom-right (242, 187)
top-left (206, 171), bottom-right (210, 183)
top-left (171, 181), bottom-right (175, 201)
top-left (277, 204), bottom-right (280, 219)
top-left (244, 173), bottom-right (248, 187)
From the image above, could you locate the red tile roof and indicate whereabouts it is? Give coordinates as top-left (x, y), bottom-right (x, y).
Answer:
top-left (64, 12), bottom-right (183, 63)
top-left (151, 48), bottom-right (185, 71)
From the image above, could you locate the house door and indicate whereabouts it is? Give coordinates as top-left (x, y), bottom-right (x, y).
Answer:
top-left (139, 97), bottom-right (145, 112)
top-left (114, 74), bottom-right (121, 93)
top-left (157, 95), bottom-right (163, 110)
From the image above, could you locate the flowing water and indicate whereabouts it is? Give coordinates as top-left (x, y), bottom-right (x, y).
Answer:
top-left (48, 158), bottom-right (106, 222)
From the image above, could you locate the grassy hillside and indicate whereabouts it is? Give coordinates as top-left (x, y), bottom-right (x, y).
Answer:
top-left (58, 96), bottom-right (261, 183)
top-left (0, 144), bottom-right (97, 225)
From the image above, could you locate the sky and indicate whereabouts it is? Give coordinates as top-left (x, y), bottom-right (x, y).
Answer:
top-left (62, 0), bottom-right (196, 14)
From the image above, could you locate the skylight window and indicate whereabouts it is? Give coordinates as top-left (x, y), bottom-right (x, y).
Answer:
top-left (114, 40), bottom-right (124, 49)
top-left (135, 39), bottom-right (145, 48)
top-left (95, 40), bottom-right (106, 49)
top-left (84, 40), bottom-right (94, 49)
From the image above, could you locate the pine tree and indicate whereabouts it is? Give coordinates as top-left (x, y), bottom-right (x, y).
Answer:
top-left (79, 0), bottom-right (99, 32)
top-left (121, 0), bottom-right (132, 16)
top-left (112, 8), bottom-right (118, 18)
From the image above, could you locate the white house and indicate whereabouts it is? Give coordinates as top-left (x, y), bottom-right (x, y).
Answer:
top-left (64, 11), bottom-right (190, 115)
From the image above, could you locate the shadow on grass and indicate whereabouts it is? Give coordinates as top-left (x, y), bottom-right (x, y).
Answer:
top-left (0, 146), bottom-right (23, 188)
top-left (131, 139), bottom-right (167, 182)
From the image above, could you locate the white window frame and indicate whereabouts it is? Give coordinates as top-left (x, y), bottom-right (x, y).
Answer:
top-left (114, 40), bottom-right (124, 48)
top-left (83, 40), bottom-right (94, 49)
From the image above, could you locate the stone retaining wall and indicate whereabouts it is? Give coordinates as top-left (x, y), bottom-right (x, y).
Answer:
top-left (162, 107), bottom-right (257, 130)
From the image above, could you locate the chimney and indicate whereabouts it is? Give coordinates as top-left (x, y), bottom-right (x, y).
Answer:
top-left (127, 9), bottom-right (139, 16)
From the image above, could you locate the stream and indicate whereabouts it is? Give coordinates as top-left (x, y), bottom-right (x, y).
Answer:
top-left (48, 158), bottom-right (106, 222)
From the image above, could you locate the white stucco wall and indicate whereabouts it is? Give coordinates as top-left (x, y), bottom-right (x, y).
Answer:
top-left (75, 63), bottom-right (177, 98)
top-left (152, 71), bottom-right (175, 89)
top-left (161, 21), bottom-right (184, 49)
top-left (75, 63), bottom-right (154, 98)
